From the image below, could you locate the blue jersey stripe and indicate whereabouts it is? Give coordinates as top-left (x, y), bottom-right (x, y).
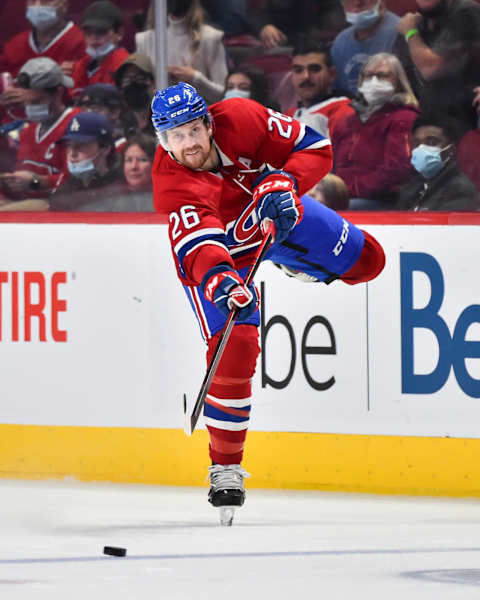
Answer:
top-left (293, 125), bottom-right (330, 153)
top-left (204, 404), bottom-right (250, 423)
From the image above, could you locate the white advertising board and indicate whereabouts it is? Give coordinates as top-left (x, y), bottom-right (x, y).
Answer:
top-left (0, 223), bottom-right (479, 437)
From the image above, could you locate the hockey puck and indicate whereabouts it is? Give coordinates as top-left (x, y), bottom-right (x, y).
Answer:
top-left (103, 546), bottom-right (127, 557)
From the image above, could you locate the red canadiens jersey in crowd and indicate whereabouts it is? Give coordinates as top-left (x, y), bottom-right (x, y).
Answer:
top-left (71, 48), bottom-right (129, 95)
top-left (0, 22), bottom-right (86, 76)
top-left (286, 96), bottom-right (354, 138)
top-left (16, 106), bottom-right (81, 179)
top-left (152, 97), bottom-right (333, 287)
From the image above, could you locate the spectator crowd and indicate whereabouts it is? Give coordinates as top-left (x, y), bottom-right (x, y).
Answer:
top-left (0, 0), bottom-right (479, 212)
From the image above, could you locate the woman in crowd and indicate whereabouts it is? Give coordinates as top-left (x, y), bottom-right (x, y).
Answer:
top-left (222, 66), bottom-right (280, 111)
top-left (123, 133), bottom-right (155, 191)
top-left (332, 52), bottom-right (420, 210)
top-left (136, 0), bottom-right (228, 105)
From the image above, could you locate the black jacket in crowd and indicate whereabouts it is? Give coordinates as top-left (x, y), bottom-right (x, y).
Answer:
top-left (396, 159), bottom-right (479, 211)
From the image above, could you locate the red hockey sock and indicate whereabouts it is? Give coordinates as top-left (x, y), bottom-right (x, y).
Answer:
top-left (204, 324), bottom-right (260, 465)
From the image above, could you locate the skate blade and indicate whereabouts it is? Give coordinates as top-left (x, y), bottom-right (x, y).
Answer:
top-left (219, 507), bottom-right (235, 526)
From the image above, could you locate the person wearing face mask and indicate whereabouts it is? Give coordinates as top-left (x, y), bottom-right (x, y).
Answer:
top-left (135, 0), bottom-right (228, 105)
top-left (49, 111), bottom-right (126, 211)
top-left (394, 0), bottom-right (480, 135)
top-left (71, 0), bottom-right (129, 97)
top-left (331, 0), bottom-right (400, 95)
top-left (222, 67), bottom-right (279, 110)
top-left (0, 0), bottom-right (86, 81)
top-left (0, 57), bottom-right (82, 201)
top-left (332, 52), bottom-right (420, 209)
top-left (397, 114), bottom-right (478, 211)
top-left (114, 52), bottom-right (156, 138)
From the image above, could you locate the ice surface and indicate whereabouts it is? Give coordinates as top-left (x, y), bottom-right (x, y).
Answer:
top-left (0, 479), bottom-right (479, 599)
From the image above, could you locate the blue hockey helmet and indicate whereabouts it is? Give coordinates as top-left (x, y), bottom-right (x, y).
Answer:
top-left (151, 82), bottom-right (208, 134)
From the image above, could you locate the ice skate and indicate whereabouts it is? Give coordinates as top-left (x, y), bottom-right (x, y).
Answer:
top-left (208, 464), bottom-right (249, 526)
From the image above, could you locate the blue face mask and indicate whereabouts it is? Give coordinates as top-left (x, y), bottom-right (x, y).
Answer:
top-left (86, 42), bottom-right (116, 60)
top-left (223, 88), bottom-right (251, 100)
top-left (68, 157), bottom-right (96, 178)
top-left (345, 0), bottom-right (381, 30)
top-left (411, 144), bottom-right (451, 179)
top-left (26, 5), bottom-right (58, 30)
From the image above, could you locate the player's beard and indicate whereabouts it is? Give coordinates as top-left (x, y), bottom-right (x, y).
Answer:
top-left (180, 143), bottom-right (211, 170)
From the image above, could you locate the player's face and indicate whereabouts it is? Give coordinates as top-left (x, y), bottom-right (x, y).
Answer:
top-left (291, 53), bottom-right (336, 104)
top-left (124, 143), bottom-right (152, 189)
top-left (166, 118), bottom-right (214, 170)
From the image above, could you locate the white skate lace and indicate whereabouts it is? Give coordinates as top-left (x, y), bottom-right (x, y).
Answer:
top-left (207, 464), bottom-right (250, 491)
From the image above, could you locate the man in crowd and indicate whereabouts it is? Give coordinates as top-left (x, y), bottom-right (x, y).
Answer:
top-left (331, 0), bottom-right (400, 94)
top-left (0, 0), bottom-right (86, 77)
top-left (0, 57), bottom-right (80, 199)
top-left (71, 0), bottom-right (129, 95)
top-left (395, 0), bottom-right (480, 133)
top-left (49, 111), bottom-right (122, 210)
top-left (114, 52), bottom-right (156, 137)
top-left (286, 38), bottom-right (354, 138)
top-left (151, 82), bottom-right (385, 522)
top-left (397, 113), bottom-right (478, 210)
top-left (77, 82), bottom-right (126, 145)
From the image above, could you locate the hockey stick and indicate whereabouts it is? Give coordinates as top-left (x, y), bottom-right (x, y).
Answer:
top-left (183, 222), bottom-right (275, 435)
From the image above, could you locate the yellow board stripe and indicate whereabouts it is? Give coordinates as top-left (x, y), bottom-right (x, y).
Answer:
top-left (1, 424), bottom-right (479, 496)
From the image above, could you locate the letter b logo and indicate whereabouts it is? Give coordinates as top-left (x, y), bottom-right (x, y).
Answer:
top-left (400, 252), bottom-right (480, 398)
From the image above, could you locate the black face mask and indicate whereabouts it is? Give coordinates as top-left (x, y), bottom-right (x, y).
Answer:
top-left (167, 0), bottom-right (192, 17)
top-left (417, 0), bottom-right (449, 18)
top-left (123, 83), bottom-right (151, 111)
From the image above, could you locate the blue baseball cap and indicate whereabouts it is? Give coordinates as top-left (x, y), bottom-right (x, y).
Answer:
top-left (61, 111), bottom-right (113, 143)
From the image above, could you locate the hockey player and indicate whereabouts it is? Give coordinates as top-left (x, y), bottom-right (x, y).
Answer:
top-left (151, 82), bottom-right (385, 520)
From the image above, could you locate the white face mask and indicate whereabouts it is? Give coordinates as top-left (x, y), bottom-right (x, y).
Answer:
top-left (26, 5), bottom-right (58, 30)
top-left (358, 77), bottom-right (394, 105)
top-left (223, 88), bottom-right (251, 100)
top-left (86, 41), bottom-right (116, 60)
top-left (25, 103), bottom-right (50, 122)
top-left (345, 0), bottom-right (381, 30)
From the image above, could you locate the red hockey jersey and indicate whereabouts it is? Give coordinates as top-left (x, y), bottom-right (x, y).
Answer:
top-left (16, 106), bottom-right (81, 185)
top-left (152, 97), bottom-right (332, 287)
top-left (286, 96), bottom-right (354, 138)
top-left (0, 22), bottom-right (86, 76)
top-left (71, 48), bottom-right (129, 95)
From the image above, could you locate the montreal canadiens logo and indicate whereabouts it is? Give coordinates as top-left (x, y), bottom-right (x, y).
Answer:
top-left (232, 198), bottom-right (261, 244)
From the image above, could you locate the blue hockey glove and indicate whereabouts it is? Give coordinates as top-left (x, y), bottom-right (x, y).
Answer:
top-left (252, 170), bottom-right (303, 243)
top-left (201, 265), bottom-right (259, 320)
